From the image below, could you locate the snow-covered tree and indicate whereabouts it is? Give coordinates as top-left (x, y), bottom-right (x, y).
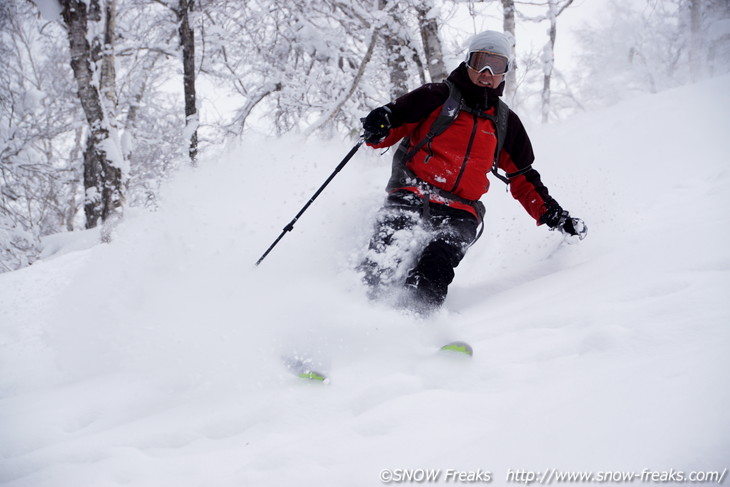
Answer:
top-left (501, 0), bottom-right (517, 103)
top-left (59, 0), bottom-right (126, 231)
top-left (417, 2), bottom-right (448, 83)
top-left (538, 0), bottom-right (573, 123)
top-left (685, 0), bottom-right (730, 79)
top-left (1, 1), bottom-right (81, 270)
top-left (199, 0), bottom-right (453, 137)
top-left (573, 0), bottom-right (730, 109)
top-left (115, 0), bottom-right (187, 205)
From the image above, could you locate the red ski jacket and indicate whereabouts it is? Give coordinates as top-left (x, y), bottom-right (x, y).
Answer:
top-left (368, 63), bottom-right (558, 222)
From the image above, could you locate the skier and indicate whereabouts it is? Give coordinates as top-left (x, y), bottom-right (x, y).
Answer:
top-left (359, 30), bottom-right (587, 314)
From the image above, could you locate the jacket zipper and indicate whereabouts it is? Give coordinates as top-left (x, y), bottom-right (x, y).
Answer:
top-left (450, 113), bottom-right (479, 193)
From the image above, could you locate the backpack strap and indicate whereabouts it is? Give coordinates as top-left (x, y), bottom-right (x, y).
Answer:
top-left (399, 79), bottom-right (462, 164)
top-left (489, 99), bottom-right (532, 184)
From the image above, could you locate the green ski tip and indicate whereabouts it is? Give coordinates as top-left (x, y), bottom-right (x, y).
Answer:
top-left (440, 341), bottom-right (474, 357)
top-left (284, 357), bottom-right (329, 383)
top-left (297, 371), bottom-right (328, 382)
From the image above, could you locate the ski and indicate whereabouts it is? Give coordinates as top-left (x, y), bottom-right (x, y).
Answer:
top-left (283, 356), bottom-right (329, 383)
top-left (281, 342), bottom-right (471, 384)
top-left (297, 370), bottom-right (328, 382)
top-left (440, 341), bottom-right (473, 357)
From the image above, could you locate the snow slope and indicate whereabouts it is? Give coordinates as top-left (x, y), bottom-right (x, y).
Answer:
top-left (2, 76), bottom-right (729, 487)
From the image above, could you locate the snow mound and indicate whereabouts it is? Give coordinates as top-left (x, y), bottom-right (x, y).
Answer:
top-left (1, 76), bottom-right (729, 486)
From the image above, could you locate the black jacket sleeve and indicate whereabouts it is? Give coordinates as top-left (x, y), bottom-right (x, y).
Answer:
top-left (384, 83), bottom-right (449, 127)
top-left (499, 110), bottom-right (560, 221)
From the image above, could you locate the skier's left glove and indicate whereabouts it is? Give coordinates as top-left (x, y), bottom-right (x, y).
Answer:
top-left (561, 216), bottom-right (587, 240)
top-left (540, 204), bottom-right (588, 240)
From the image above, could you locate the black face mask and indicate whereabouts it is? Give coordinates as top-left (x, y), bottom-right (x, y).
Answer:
top-left (450, 63), bottom-right (505, 109)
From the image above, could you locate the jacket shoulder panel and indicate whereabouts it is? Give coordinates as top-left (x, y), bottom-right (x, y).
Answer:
top-left (387, 83), bottom-right (450, 126)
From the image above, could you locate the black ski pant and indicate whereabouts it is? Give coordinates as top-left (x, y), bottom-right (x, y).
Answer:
top-left (361, 190), bottom-right (479, 308)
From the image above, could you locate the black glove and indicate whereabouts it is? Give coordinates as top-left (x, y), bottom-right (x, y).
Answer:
top-left (362, 106), bottom-right (392, 144)
top-left (562, 216), bottom-right (587, 240)
top-left (540, 204), bottom-right (588, 240)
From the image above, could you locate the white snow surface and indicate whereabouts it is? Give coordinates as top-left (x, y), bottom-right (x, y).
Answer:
top-left (2, 77), bottom-right (729, 486)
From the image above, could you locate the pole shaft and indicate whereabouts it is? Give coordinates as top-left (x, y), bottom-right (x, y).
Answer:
top-left (255, 139), bottom-right (364, 266)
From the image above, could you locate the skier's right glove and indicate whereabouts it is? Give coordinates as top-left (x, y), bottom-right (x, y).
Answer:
top-left (540, 204), bottom-right (588, 240)
top-left (362, 106), bottom-right (392, 145)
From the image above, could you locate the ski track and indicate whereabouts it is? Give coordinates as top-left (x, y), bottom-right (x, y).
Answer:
top-left (1, 76), bottom-right (729, 486)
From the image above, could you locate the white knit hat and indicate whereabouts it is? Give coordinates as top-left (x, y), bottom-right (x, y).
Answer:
top-left (466, 30), bottom-right (512, 61)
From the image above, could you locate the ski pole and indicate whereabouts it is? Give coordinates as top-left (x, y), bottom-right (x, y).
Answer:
top-left (255, 138), bottom-right (365, 266)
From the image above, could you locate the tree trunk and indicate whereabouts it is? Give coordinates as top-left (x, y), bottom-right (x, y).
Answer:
top-left (688, 0), bottom-right (703, 81)
top-left (416, 4), bottom-right (447, 82)
top-left (65, 127), bottom-right (85, 231)
top-left (501, 0), bottom-right (517, 103)
top-left (101, 0), bottom-right (117, 109)
top-left (379, 0), bottom-right (409, 99)
top-left (124, 50), bottom-right (165, 158)
top-left (541, 0), bottom-right (557, 124)
top-left (540, 0), bottom-right (573, 123)
top-left (177, 0), bottom-right (198, 164)
top-left (60, 0), bottom-right (124, 229)
top-left (384, 33), bottom-right (409, 99)
top-left (99, 0), bottom-right (123, 232)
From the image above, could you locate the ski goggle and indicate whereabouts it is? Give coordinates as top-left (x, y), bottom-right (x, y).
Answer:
top-left (466, 50), bottom-right (509, 75)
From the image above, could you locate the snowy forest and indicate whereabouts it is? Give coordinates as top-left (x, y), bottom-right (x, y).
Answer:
top-left (1, 0), bottom-right (730, 272)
